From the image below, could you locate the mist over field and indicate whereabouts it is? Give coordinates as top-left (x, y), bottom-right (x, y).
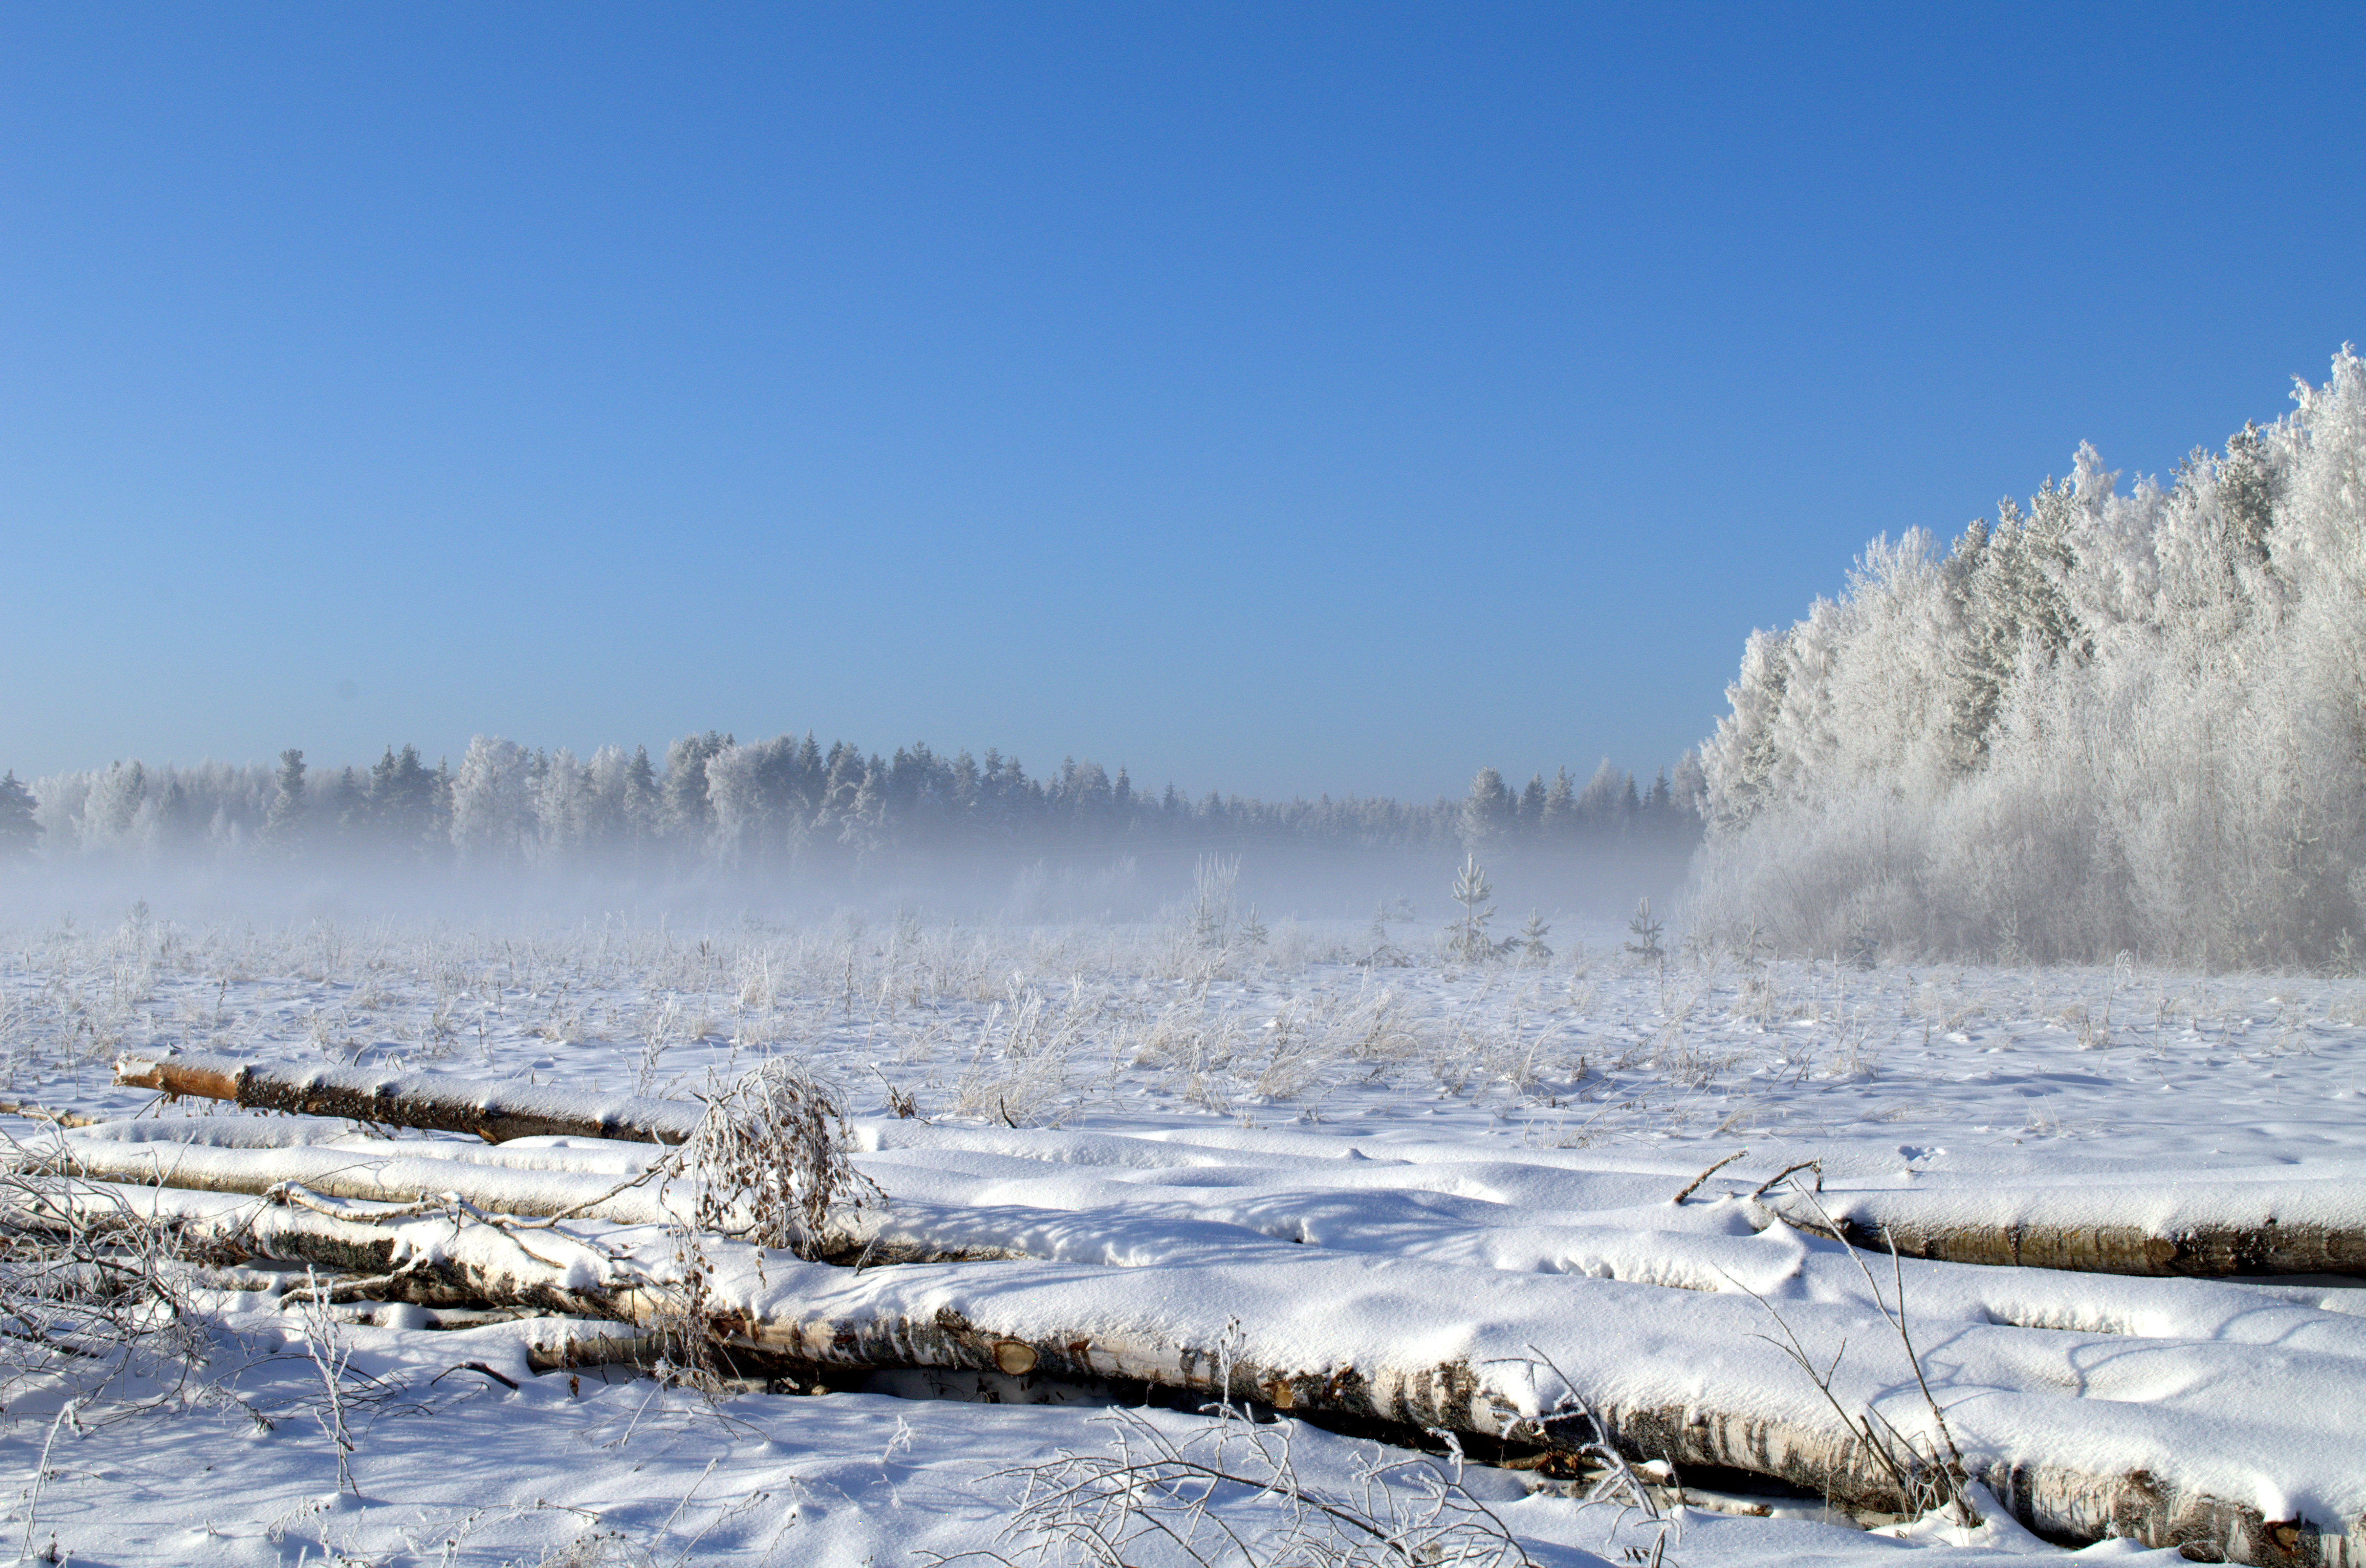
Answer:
top-left (0, 735), bottom-right (1703, 937)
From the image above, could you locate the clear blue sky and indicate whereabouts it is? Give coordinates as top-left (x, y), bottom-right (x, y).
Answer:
top-left (5, 4), bottom-right (2361, 799)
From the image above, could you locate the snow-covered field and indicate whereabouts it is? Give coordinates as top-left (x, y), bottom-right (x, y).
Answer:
top-left (0, 901), bottom-right (2361, 1566)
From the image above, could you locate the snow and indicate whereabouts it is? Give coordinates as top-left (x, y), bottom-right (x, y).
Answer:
top-left (0, 907), bottom-right (2361, 1565)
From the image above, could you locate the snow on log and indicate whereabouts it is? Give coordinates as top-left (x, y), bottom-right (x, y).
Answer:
top-left (1771, 1174), bottom-right (2366, 1277)
top-left (34, 1136), bottom-right (675, 1225)
top-left (0, 1098), bottom-right (107, 1128)
top-left (31, 1137), bottom-right (1012, 1263)
top-left (29, 1176), bottom-right (2366, 1568)
top-left (113, 1051), bottom-right (701, 1145)
top-left (106, 1057), bottom-right (2366, 1282)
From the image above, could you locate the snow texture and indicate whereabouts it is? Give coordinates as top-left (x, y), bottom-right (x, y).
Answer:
top-left (0, 905), bottom-right (2359, 1565)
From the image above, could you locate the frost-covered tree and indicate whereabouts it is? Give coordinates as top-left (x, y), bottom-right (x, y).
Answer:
top-left (1661, 752), bottom-right (1706, 829)
top-left (1695, 347), bottom-right (2366, 967)
top-left (1576, 760), bottom-right (1631, 833)
top-left (660, 731), bottom-right (731, 849)
top-left (704, 738), bottom-right (768, 867)
top-left (536, 748), bottom-right (594, 861)
top-left (1459, 768), bottom-right (1514, 852)
top-left (449, 736), bottom-right (534, 866)
top-left (1444, 854), bottom-right (1499, 962)
top-left (83, 761), bottom-right (148, 851)
top-left (585, 744), bottom-right (658, 858)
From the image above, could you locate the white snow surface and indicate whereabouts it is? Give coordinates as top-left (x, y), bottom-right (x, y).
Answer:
top-left (1, 907), bottom-right (2362, 1565)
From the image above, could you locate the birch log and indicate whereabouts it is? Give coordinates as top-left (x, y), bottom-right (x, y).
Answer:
top-left (1767, 1181), bottom-right (2366, 1277)
top-left (27, 1176), bottom-right (2361, 1568)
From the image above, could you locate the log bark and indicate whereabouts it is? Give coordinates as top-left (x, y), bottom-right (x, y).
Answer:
top-left (114, 1051), bottom-right (701, 1145)
top-left (27, 1177), bottom-right (2356, 1568)
top-left (1764, 1188), bottom-right (2366, 1278)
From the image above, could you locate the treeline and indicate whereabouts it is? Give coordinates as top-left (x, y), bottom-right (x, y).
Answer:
top-left (1696, 347), bottom-right (2366, 968)
top-left (0, 735), bottom-right (1703, 877)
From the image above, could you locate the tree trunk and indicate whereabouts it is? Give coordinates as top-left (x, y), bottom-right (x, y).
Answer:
top-left (114, 1051), bottom-right (700, 1145)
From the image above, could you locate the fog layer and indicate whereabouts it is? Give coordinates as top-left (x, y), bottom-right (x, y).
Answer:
top-left (0, 745), bottom-right (1700, 934)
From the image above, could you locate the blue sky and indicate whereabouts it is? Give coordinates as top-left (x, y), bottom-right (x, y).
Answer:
top-left (4, 4), bottom-right (2361, 799)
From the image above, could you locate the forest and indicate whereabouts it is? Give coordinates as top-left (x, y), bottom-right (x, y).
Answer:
top-left (1696, 348), bottom-right (2366, 969)
top-left (0, 734), bottom-right (1704, 887)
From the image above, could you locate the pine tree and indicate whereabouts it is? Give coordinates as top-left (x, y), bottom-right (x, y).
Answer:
top-left (265, 749), bottom-right (307, 849)
top-left (2217, 421), bottom-right (2278, 566)
top-left (1517, 908), bottom-right (1552, 965)
top-left (1623, 897), bottom-right (1665, 967)
top-left (624, 745), bottom-right (659, 850)
top-left (369, 744), bottom-right (438, 856)
top-left (0, 772), bottom-right (37, 858)
top-left (1517, 773), bottom-right (1547, 838)
top-left (326, 766), bottom-right (368, 839)
top-left (1541, 766), bottom-right (1578, 838)
top-left (1445, 854), bottom-right (1499, 962)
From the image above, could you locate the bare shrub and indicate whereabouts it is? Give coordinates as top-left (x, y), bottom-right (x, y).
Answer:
top-left (674, 1057), bottom-right (883, 1257)
top-left (0, 1134), bottom-right (207, 1407)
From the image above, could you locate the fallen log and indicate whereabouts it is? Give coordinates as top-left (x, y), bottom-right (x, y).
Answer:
top-left (118, 1053), bottom-right (2366, 1285)
top-left (28, 1176), bottom-right (2362, 1568)
top-left (0, 1099), bottom-right (107, 1129)
top-left (39, 1136), bottom-right (674, 1225)
top-left (114, 1051), bottom-right (701, 1145)
top-left (1766, 1178), bottom-right (2366, 1278)
top-left (32, 1137), bottom-right (1011, 1265)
